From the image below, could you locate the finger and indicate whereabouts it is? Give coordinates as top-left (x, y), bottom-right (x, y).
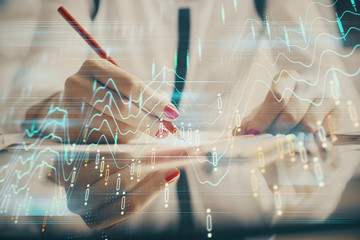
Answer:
top-left (79, 59), bottom-right (179, 121)
top-left (79, 166), bottom-right (179, 215)
top-left (238, 70), bottom-right (297, 134)
top-left (87, 101), bottom-right (174, 142)
top-left (65, 155), bottom-right (156, 214)
top-left (267, 96), bottom-right (312, 134)
top-left (86, 105), bottom-right (141, 143)
top-left (67, 166), bottom-right (141, 215)
top-left (296, 98), bottom-right (336, 134)
top-left (62, 151), bottom-right (135, 188)
top-left (66, 68), bottom-right (175, 138)
top-left (88, 85), bottom-right (171, 138)
top-left (127, 167), bottom-right (180, 208)
top-left (80, 168), bottom-right (180, 230)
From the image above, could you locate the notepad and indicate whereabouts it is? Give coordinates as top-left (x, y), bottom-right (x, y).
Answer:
top-left (333, 131), bottom-right (360, 145)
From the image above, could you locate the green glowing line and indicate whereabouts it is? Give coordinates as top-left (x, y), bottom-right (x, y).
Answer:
top-left (221, 3), bottom-right (225, 25)
top-left (174, 50), bottom-right (177, 69)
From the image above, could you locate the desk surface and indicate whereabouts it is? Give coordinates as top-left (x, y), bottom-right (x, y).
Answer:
top-left (0, 140), bottom-right (359, 239)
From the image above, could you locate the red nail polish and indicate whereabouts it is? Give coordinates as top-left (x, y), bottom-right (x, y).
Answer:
top-left (156, 129), bottom-right (170, 139)
top-left (247, 129), bottom-right (260, 135)
top-left (162, 121), bottom-right (179, 134)
top-left (165, 169), bottom-right (180, 183)
top-left (163, 106), bottom-right (179, 120)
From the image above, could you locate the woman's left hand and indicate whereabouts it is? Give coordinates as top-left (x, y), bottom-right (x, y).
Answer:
top-left (235, 70), bottom-right (338, 136)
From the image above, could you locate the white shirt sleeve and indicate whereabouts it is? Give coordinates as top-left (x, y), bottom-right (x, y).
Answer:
top-left (0, 0), bottom-right (94, 134)
top-left (0, 0), bottom-right (42, 134)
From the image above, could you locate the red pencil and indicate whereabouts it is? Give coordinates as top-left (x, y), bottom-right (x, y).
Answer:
top-left (57, 6), bottom-right (179, 135)
top-left (58, 6), bottom-right (118, 66)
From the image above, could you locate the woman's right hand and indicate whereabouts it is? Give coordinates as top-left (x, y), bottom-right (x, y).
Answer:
top-left (39, 58), bottom-right (179, 143)
top-left (36, 59), bottom-right (182, 230)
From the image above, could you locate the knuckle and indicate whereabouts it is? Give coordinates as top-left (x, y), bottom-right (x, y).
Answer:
top-left (126, 76), bottom-right (140, 92)
top-left (272, 71), bottom-right (299, 100)
top-left (117, 101), bottom-right (126, 112)
top-left (82, 215), bottom-right (108, 231)
top-left (129, 202), bottom-right (141, 213)
top-left (65, 75), bottom-right (85, 92)
top-left (281, 111), bottom-right (298, 123)
top-left (117, 102), bottom-right (130, 117)
top-left (117, 137), bottom-right (132, 144)
top-left (116, 70), bottom-right (139, 91)
top-left (116, 127), bottom-right (136, 144)
top-left (80, 59), bottom-right (108, 75)
top-left (312, 98), bottom-right (322, 105)
top-left (286, 69), bottom-right (299, 77)
top-left (65, 75), bottom-right (78, 91)
top-left (271, 83), bottom-right (285, 100)
top-left (83, 58), bottom-right (101, 69)
top-left (121, 195), bottom-right (140, 214)
top-left (303, 120), bottom-right (317, 133)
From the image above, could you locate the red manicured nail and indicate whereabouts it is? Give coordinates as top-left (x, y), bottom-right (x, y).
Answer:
top-left (163, 106), bottom-right (179, 120)
top-left (155, 129), bottom-right (170, 139)
top-left (162, 121), bottom-right (179, 134)
top-left (165, 168), bottom-right (180, 183)
top-left (247, 129), bottom-right (260, 135)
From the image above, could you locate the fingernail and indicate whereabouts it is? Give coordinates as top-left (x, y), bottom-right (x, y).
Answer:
top-left (163, 106), bottom-right (179, 120)
top-left (155, 129), bottom-right (170, 139)
top-left (247, 129), bottom-right (260, 135)
top-left (162, 121), bottom-right (179, 134)
top-left (165, 168), bottom-right (180, 183)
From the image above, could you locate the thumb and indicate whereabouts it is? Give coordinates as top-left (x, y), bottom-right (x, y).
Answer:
top-left (85, 168), bottom-right (180, 231)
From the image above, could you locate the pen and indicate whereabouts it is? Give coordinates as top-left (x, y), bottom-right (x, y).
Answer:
top-left (57, 6), bottom-right (179, 135)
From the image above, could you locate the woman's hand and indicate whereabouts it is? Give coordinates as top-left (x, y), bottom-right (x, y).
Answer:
top-left (61, 151), bottom-right (180, 230)
top-left (235, 70), bottom-right (338, 136)
top-left (27, 58), bottom-right (179, 143)
top-left (26, 59), bottom-right (182, 230)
